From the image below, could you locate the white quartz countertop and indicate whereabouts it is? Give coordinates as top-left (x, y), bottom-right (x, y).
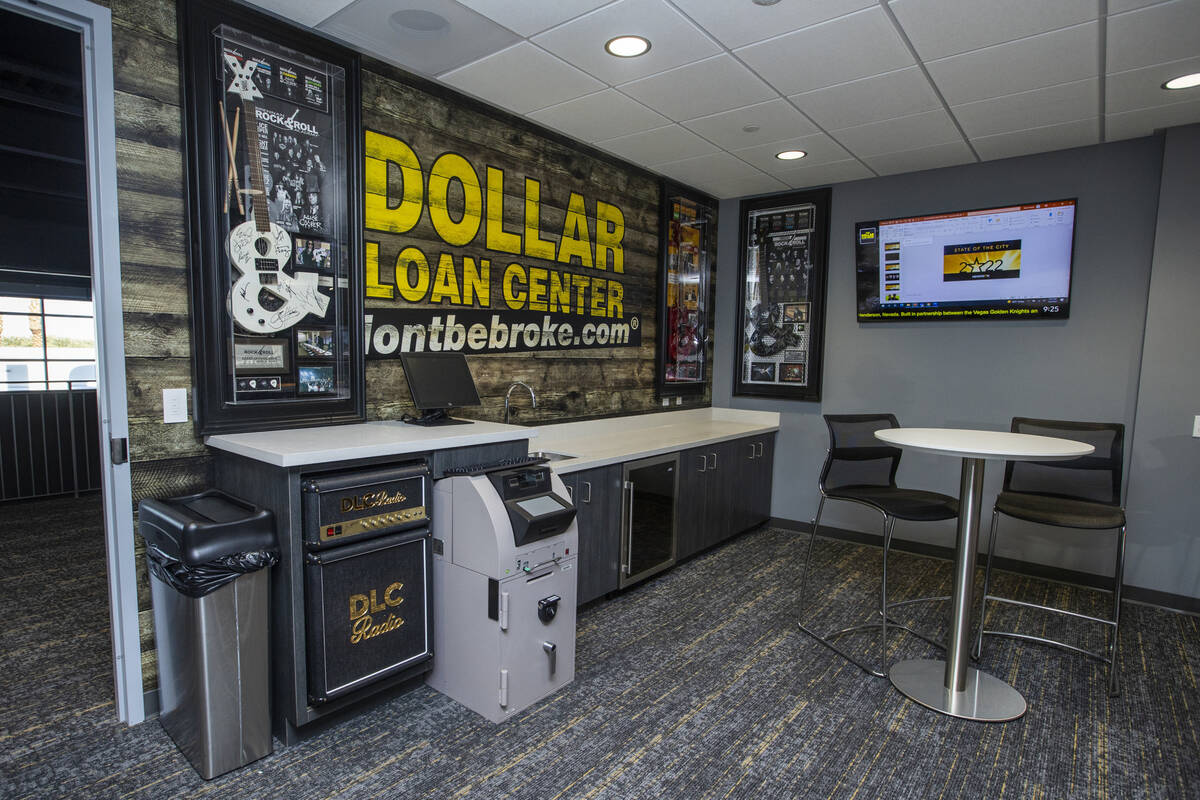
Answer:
top-left (529, 407), bottom-right (781, 474)
top-left (206, 419), bottom-right (534, 468)
top-left (205, 407), bottom-right (779, 470)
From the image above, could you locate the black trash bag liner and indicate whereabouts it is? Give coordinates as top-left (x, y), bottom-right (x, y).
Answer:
top-left (147, 543), bottom-right (278, 598)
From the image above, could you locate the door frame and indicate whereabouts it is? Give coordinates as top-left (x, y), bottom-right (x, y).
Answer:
top-left (3, 0), bottom-right (143, 723)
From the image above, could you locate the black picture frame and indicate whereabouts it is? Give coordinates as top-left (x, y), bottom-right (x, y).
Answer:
top-left (656, 181), bottom-right (717, 398)
top-left (733, 188), bottom-right (832, 401)
top-left (180, 0), bottom-right (364, 435)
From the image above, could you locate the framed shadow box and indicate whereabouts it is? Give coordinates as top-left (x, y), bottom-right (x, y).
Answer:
top-left (181, 0), bottom-right (363, 434)
top-left (733, 188), bottom-right (831, 401)
top-left (656, 183), bottom-right (717, 398)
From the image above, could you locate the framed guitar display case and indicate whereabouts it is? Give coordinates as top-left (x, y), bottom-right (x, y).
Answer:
top-left (656, 182), bottom-right (716, 398)
top-left (733, 188), bottom-right (831, 401)
top-left (181, 0), bottom-right (364, 434)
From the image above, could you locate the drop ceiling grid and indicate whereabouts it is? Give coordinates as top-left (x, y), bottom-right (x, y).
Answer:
top-left (238, 0), bottom-right (1200, 197)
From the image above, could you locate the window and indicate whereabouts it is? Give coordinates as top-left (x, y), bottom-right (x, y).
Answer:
top-left (0, 296), bottom-right (96, 390)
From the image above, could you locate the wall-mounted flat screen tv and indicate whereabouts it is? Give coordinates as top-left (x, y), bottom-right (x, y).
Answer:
top-left (855, 199), bottom-right (1075, 322)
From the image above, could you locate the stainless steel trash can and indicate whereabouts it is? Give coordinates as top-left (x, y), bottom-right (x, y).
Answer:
top-left (139, 490), bottom-right (277, 780)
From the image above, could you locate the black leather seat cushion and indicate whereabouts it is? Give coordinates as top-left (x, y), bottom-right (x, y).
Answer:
top-left (826, 485), bottom-right (958, 521)
top-left (995, 491), bottom-right (1125, 529)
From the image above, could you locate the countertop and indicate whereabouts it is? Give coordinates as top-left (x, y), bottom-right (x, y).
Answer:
top-left (531, 407), bottom-right (780, 474)
top-left (206, 419), bottom-right (534, 468)
top-left (205, 407), bottom-right (780, 470)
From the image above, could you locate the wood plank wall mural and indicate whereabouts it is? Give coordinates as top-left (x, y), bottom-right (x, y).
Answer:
top-left (105, 0), bottom-right (712, 691)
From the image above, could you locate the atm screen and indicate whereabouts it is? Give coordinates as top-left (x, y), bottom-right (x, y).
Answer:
top-left (514, 494), bottom-right (567, 517)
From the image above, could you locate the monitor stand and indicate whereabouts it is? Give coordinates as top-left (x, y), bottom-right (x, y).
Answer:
top-left (403, 409), bottom-right (473, 427)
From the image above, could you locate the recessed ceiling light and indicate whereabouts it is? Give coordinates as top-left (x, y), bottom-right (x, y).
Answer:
top-left (752, 0), bottom-right (782, 5)
top-left (605, 35), bottom-right (651, 58)
top-left (775, 150), bottom-right (806, 160)
top-left (389, 9), bottom-right (450, 38)
top-left (742, 124), bottom-right (761, 133)
top-left (1162, 72), bottom-right (1200, 90)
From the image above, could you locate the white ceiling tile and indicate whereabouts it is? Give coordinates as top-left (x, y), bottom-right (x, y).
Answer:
top-left (831, 109), bottom-right (961, 157)
top-left (953, 79), bottom-right (1099, 138)
top-left (1107, 0), bottom-right (1200, 73)
top-left (1107, 56), bottom-right (1200, 113)
top-left (619, 55), bottom-right (777, 121)
top-left (242, 0), bottom-right (355, 27)
top-left (439, 43), bottom-right (604, 114)
top-left (681, 99), bottom-right (819, 150)
top-left (454, 0), bottom-right (613, 37)
top-left (694, 173), bottom-right (791, 200)
top-left (670, 0), bottom-right (876, 49)
top-left (888, 0), bottom-right (1098, 61)
top-left (1105, 98), bottom-right (1200, 140)
top-left (972, 118), bottom-right (1100, 161)
top-left (788, 67), bottom-right (942, 131)
top-left (777, 158), bottom-right (875, 189)
top-left (1108, 0), bottom-right (1175, 11)
top-left (319, 0), bottom-right (520, 76)
top-left (733, 133), bottom-right (853, 171)
top-left (527, 90), bottom-right (670, 142)
top-left (532, 0), bottom-right (722, 85)
top-left (926, 22), bottom-right (1099, 105)
top-left (595, 124), bottom-right (720, 165)
top-left (654, 151), bottom-right (768, 186)
top-left (734, 6), bottom-right (914, 96)
top-left (862, 140), bottom-right (976, 175)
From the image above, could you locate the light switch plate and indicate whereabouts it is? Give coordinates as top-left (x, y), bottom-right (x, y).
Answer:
top-left (1193, 414), bottom-right (1200, 438)
top-left (163, 388), bottom-right (188, 424)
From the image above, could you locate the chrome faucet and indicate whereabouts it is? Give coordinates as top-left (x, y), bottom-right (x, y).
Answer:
top-left (504, 381), bottom-right (536, 424)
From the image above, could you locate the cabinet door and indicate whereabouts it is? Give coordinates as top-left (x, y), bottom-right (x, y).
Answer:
top-left (700, 440), bottom-right (738, 551)
top-left (572, 465), bottom-right (622, 605)
top-left (730, 436), bottom-right (760, 534)
top-left (675, 446), bottom-right (710, 560)
top-left (749, 434), bottom-right (776, 529)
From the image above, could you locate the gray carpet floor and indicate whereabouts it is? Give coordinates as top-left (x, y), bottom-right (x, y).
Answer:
top-left (2, 494), bottom-right (1198, 798)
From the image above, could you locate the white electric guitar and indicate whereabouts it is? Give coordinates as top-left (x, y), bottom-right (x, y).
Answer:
top-left (224, 54), bottom-right (328, 333)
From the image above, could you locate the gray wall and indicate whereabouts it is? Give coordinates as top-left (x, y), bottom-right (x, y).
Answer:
top-left (714, 135), bottom-right (1189, 597)
top-left (1123, 125), bottom-right (1200, 600)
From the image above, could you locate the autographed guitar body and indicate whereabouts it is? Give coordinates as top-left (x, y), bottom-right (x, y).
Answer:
top-left (227, 218), bottom-right (326, 332)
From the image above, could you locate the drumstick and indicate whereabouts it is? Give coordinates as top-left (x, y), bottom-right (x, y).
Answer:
top-left (219, 101), bottom-right (245, 215)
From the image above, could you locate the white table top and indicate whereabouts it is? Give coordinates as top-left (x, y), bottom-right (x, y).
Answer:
top-left (875, 427), bottom-right (1094, 461)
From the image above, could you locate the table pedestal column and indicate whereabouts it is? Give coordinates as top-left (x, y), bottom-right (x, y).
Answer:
top-left (888, 457), bottom-right (1027, 722)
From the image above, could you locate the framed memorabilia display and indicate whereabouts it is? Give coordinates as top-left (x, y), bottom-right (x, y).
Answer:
top-left (181, 0), bottom-right (363, 434)
top-left (657, 183), bottom-right (717, 397)
top-left (734, 188), bottom-right (831, 400)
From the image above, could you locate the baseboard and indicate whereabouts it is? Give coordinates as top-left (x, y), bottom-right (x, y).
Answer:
top-left (769, 516), bottom-right (1200, 616)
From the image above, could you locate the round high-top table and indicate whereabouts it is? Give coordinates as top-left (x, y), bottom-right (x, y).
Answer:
top-left (874, 427), bottom-right (1094, 722)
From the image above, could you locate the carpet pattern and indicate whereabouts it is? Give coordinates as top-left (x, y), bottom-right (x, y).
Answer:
top-left (2, 495), bottom-right (1198, 799)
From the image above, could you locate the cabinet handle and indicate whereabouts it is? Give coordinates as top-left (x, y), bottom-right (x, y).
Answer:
top-left (622, 480), bottom-right (634, 575)
top-left (582, 481), bottom-right (592, 504)
top-left (566, 484), bottom-right (574, 501)
top-left (756, 442), bottom-right (764, 458)
top-left (748, 443), bottom-right (756, 460)
top-left (708, 452), bottom-right (717, 470)
top-left (697, 454), bottom-right (707, 473)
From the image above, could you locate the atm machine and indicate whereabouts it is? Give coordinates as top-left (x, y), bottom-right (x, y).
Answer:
top-left (429, 460), bottom-right (578, 723)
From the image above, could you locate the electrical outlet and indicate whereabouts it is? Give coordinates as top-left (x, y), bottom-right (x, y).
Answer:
top-left (1193, 415), bottom-right (1200, 438)
top-left (675, 396), bottom-right (683, 405)
top-left (662, 397), bottom-right (669, 407)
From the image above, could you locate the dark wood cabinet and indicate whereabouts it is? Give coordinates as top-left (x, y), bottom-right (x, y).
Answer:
top-left (677, 433), bottom-right (776, 560)
top-left (564, 432), bottom-right (777, 600)
top-left (562, 464), bottom-right (622, 604)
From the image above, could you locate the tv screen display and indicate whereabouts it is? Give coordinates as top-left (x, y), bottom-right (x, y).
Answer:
top-left (400, 352), bottom-right (481, 411)
top-left (855, 199), bottom-right (1075, 322)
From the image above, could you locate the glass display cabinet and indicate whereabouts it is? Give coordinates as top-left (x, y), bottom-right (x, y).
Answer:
top-left (657, 185), bottom-right (717, 398)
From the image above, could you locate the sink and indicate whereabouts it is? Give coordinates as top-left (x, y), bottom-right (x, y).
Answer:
top-left (529, 450), bottom-right (576, 462)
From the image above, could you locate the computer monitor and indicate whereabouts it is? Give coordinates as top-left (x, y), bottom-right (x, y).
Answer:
top-left (399, 352), bottom-right (481, 426)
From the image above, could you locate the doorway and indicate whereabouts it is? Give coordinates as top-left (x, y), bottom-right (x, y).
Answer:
top-left (0, 0), bottom-right (141, 723)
